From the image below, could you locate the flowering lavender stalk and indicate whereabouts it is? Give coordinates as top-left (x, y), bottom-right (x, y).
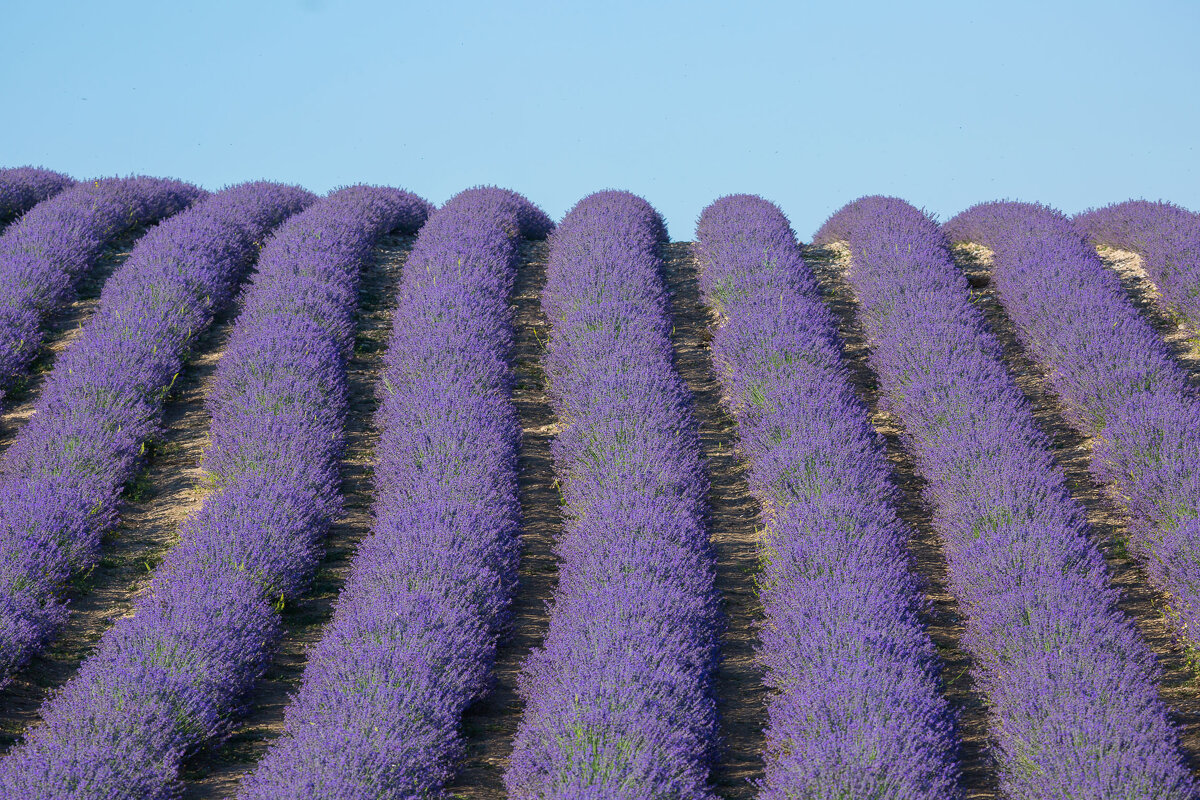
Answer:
top-left (0, 185), bottom-right (430, 800)
top-left (0, 182), bottom-right (314, 687)
top-left (1074, 200), bottom-right (1200, 327)
top-left (0, 176), bottom-right (203, 404)
top-left (947, 201), bottom-right (1200, 654)
top-left (0, 167), bottom-right (75, 225)
top-left (236, 187), bottom-right (550, 799)
top-left (817, 196), bottom-right (1193, 799)
top-left (694, 195), bottom-right (959, 799)
top-left (505, 191), bottom-right (721, 799)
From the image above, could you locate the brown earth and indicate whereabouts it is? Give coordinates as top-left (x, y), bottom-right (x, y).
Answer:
top-left (1097, 246), bottom-right (1200, 388)
top-left (179, 233), bottom-right (417, 799)
top-left (660, 242), bottom-right (766, 798)
top-left (0, 256), bottom-right (238, 750)
top-left (805, 243), bottom-right (1000, 798)
top-left (950, 242), bottom-right (1200, 776)
top-left (447, 238), bottom-right (563, 798)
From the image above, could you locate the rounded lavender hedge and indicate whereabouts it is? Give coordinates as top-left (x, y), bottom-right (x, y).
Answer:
top-left (0, 182), bottom-right (314, 687)
top-left (0, 167), bottom-right (75, 225)
top-left (818, 196), bottom-right (1193, 799)
top-left (1075, 200), bottom-right (1200, 327)
top-left (946, 201), bottom-right (1200, 656)
top-left (0, 176), bottom-right (204, 404)
top-left (694, 195), bottom-right (960, 799)
top-left (505, 191), bottom-right (721, 799)
top-left (0, 185), bottom-right (430, 800)
top-left (236, 187), bottom-right (550, 799)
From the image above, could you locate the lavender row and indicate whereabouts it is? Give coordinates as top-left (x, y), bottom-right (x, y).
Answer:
top-left (0, 185), bottom-right (430, 799)
top-left (237, 187), bottom-right (550, 799)
top-left (0, 167), bottom-right (74, 225)
top-left (0, 182), bottom-right (314, 686)
top-left (1075, 200), bottom-right (1200, 327)
top-left (816, 196), bottom-right (1192, 798)
top-left (694, 195), bottom-right (959, 798)
top-left (946, 202), bottom-right (1200, 651)
top-left (0, 176), bottom-right (203, 403)
top-left (505, 191), bottom-right (721, 798)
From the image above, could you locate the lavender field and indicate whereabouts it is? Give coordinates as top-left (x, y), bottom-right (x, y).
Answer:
top-left (4, 166), bottom-right (1200, 799)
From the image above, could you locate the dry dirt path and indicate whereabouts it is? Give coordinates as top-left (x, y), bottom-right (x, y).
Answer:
top-left (950, 243), bottom-right (1200, 777)
top-left (805, 243), bottom-right (1000, 798)
top-left (447, 239), bottom-right (562, 798)
top-left (179, 234), bottom-right (416, 799)
top-left (0, 267), bottom-right (236, 751)
top-left (1096, 246), bottom-right (1200, 388)
top-left (660, 242), bottom-right (765, 799)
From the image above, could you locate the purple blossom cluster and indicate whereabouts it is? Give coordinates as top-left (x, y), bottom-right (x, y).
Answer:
top-left (1075, 200), bottom-right (1200, 326)
top-left (237, 187), bottom-right (550, 799)
top-left (694, 195), bottom-right (959, 798)
top-left (0, 167), bottom-right (75, 225)
top-left (505, 191), bottom-right (721, 799)
top-left (0, 185), bottom-right (430, 799)
top-left (817, 196), bottom-right (1193, 798)
top-left (946, 202), bottom-right (1200, 651)
top-left (0, 182), bottom-right (314, 688)
top-left (0, 176), bottom-right (203, 403)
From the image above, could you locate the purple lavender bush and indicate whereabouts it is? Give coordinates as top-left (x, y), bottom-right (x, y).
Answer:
top-left (694, 195), bottom-right (959, 799)
top-left (235, 187), bottom-right (550, 800)
top-left (1075, 200), bottom-right (1200, 326)
top-left (0, 182), bottom-right (313, 688)
top-left (0, 176), bottom-right (203, 404)
top-left (0, 186), bottom-right (430, 799)
top-left (817, 196), bottom-right (1193, 799)
top-left (504, 191), bottom-right (721, 799)
top-left (0, 167), bottom-right (75, 225)
top-left (946, 201), bottom-right (1200, 655)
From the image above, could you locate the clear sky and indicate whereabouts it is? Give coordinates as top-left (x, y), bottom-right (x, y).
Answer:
top-left (3, 0), bottom-right (1197, 239)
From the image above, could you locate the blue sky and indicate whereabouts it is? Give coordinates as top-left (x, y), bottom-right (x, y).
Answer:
top-left (3, 0), bottom-right (1197, 238)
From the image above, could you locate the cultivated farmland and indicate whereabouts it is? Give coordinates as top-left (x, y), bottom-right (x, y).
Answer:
top-left (2, 167), bottom-right (1200, 799)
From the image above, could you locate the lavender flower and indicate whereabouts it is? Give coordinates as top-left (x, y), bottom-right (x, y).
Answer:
top-left (819, 196), bottom-right (1193, 799)
top-left (0, 182), bottom-right (313, 687)
top-left (236, 187), bottom-right (550, 799)
top-left (505, 191), bottom-right (721, 799)
top-left (0, 167), bottom-right (74, 225)
top-left (0, 185), bottom-right (430, 800)
top-left (695, 194), bottom-right (960, 799)
top-left (947, 201), bottom-right (1200, 661)
top-left (0, 176), bottom-right (203, 404)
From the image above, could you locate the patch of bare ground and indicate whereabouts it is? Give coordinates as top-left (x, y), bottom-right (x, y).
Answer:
top-left (1097, 246), bottom-right (1200, 388)
top-left (951, 242), bottom-right (1200, 776)
top-left (804, 243), bottom-right (999, 799)
top-left (177, 233), bottom-right (416, 799)
top-left (0, 228), bottom-right (146, 451)
top-left (0, 265), bottom-right (237, 751)
top-left (656, 242), bottom-right (765, 798)
top-left (447, 239), bottom-right (562, 798)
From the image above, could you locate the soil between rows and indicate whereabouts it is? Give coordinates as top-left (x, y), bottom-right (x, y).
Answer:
top-left (660, 242), bottom-right (766, 798)
top-left (447, 238), bottom-right (562, 797)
